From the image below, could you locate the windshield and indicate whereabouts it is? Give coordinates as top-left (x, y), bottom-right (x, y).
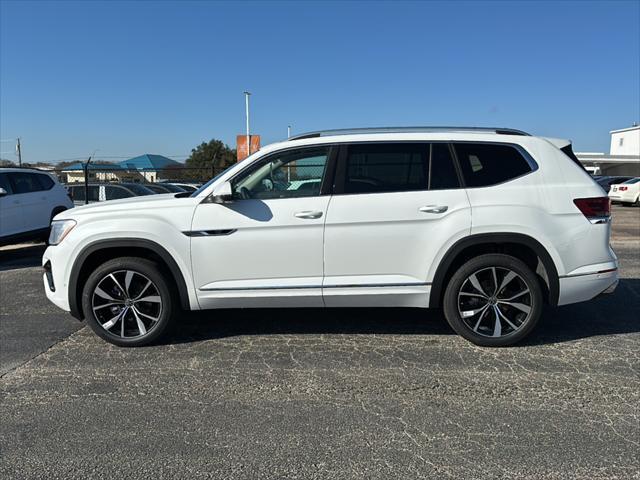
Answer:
top-left (622, 177), bottom-right (640, 184)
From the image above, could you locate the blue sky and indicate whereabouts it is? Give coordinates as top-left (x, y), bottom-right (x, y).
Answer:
top-left (1, 0), bottom-right (639, 164)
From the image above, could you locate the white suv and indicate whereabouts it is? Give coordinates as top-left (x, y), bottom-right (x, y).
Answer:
top-left (42, 127), bottom-right (619, 347)
top-left (1, 168), bottom-right (74, 245)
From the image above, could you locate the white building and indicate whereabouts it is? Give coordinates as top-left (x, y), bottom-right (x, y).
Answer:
top-left (577, 124), bottom-right (639, 176)
top-left (610, 125), bottom-right (640, 156)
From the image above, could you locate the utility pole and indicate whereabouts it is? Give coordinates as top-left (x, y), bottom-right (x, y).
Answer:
top-left (16, 138), bottom-right (22, 167)
top-left (243, 91), bottom-right (251, 157)
top-left (83, 155), bottom-right (93, 205)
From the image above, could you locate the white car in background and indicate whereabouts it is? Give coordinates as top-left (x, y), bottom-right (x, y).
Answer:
top-left (0, 168), bottom-right (73, 245)
top-left (608, 177), bottom-right (640, 206)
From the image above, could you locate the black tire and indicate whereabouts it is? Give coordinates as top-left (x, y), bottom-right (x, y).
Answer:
top-left (443, 254), bottom-right (543, 347)
top-left (633, 196), bottom-right (640, 207)
top-left (82, 257), bottom-right (175, 347)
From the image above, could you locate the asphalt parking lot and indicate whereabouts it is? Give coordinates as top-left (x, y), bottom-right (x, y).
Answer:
top-left (1, 205), bottom-right (639, 479)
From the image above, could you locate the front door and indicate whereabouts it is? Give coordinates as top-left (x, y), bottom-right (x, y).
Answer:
top-left (322, 142), bottom-right (472, 307)
top-left (190, 145), bottom-right (335, 309)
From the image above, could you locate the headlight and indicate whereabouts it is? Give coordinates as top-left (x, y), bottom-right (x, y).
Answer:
top-left (48, 219), bottom-right (77, 245)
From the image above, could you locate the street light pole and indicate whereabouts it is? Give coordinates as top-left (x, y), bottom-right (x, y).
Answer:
top-left (16, 138), bottom-right (22, 167)
top-left (243, 91), bottom-right (251, 157)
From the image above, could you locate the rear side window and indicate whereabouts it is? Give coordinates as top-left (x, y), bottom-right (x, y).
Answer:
top-left (453, 143), bottom-right (534, 187)
top-left (428, 143), bottom-right (460, 190)
top-left (8, 172), bottom-right (43, 194)
top-left (37, 174), bottom-right (55, 190)
top-left (344, 143), bottom-right (428, 194)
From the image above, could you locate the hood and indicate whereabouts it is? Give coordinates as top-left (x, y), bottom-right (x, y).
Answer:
top-left (56, 193), bottom-right (197, 219)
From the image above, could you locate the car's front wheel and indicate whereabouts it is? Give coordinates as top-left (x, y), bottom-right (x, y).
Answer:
top-left (82, 257), bottom-right (175, 347)
top-left (443, 254), bottom-right (543, 347)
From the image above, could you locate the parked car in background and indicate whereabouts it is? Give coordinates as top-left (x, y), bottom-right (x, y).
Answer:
top-left (608, 177), bottom-right (640, 206)
top-left (43, 127), bottom-right (618, 348)
top-left (594, 175), bottom-right (634, 193)
top-left (0, 168), bottom-right (73, 245)
top-left (66, 183), bottom-right (154, 205)
top-left (160, 182), bottom-right (199, 193)
top-left (144, 183), bottom-right (186, 194)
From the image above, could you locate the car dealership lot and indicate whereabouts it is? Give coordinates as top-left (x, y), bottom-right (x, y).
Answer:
top-left (1, 206), bottom-right (639, 479)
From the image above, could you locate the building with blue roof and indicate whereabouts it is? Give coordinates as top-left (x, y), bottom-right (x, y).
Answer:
top-left (62, 154), bottom-right (181, 183)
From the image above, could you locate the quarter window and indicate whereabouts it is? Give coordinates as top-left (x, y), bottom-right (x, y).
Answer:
top-left (232, 147), bottom-right (329, 199)
top-left (453, 143), bottom-right (534, 187)
top-left (36, 174), bottom-right (55, 190)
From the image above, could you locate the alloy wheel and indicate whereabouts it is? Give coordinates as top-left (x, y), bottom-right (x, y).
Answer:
top-left (91, 270), bottom-right (163, 338)
top-left (457, 266), bottom-right (532, 338)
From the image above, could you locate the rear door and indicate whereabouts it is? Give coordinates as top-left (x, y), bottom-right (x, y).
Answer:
top-left (7, 172), bottom-right (50, 231)
top-left (322, 142), bottom-right (471, 307)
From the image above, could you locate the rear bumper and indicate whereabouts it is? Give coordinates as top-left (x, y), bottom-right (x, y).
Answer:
top-left (558, 268), bottom-right (619, 306)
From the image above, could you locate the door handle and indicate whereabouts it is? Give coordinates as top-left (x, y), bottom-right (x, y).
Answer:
top-left (419, 205), bottom-right (448, 214)
top-left (294, 210), bottom-right (323, 219)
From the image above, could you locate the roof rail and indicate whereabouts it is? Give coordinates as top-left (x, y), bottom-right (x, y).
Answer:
top-left (288, 126), bottom-right (530, 141)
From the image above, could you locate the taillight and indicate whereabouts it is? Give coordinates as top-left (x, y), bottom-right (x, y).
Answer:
top-left (619, 186), bottom-right (628, 191)
top-left (573, 197), bottom-right (611, 224)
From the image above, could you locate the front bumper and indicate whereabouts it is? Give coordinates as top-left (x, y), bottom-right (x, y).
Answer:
top-left (42, 247), bottom-right (71, 312)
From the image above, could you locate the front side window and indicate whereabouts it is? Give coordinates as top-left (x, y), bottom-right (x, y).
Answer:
top-left (453, 143), bottom-right (534, 187)
top-left (8, 172), bottom-right (43, 194)
top-left (344, 143), bottom-right (428, 194)
top-left (232, 147), bottom-right (329, 199)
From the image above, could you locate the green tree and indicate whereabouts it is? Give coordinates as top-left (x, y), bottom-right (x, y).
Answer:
top-left (186, 139), bottom-right (236, 171)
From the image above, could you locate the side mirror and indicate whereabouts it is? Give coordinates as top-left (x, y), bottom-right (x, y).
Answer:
top-left (0, 187), bottom-right (7, 197)
top-left (210, 181), bottom-right (234, 204)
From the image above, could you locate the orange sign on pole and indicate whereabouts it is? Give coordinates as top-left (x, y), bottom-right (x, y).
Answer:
top-left (236, 135), bottom-right (261, 162)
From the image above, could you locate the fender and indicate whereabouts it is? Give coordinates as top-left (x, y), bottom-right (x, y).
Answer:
top-left (68, 238), bottom-right (191, 319)
top-left (429, 233), bottom-right (560, 308)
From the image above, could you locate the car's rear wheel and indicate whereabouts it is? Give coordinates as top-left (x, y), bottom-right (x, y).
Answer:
top-left (443, 254), bottom-right (543, 347)
top-left (82, 257), bottom-right (174, 347)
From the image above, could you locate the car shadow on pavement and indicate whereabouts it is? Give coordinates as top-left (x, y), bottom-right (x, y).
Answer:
top-left (162, 278), bottom-right (640, 346)
top-left (0, 244), bottom-right (46, 271)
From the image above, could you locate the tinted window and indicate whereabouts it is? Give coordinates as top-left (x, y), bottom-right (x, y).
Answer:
top-left (123, 184), bottom-right (153, 196)
top-left (9, 172), bottom-right (43, 194)
top-left (70, 185), bottom-right (85, 201)
top-left (106, 185), bottom-right (131, 200)
top-left (232, 147), bottom-right (329, 199)
top-left (344, 143), bottom-right (427, 194)
top-left (0, 173), bottom-right (12, 194)
top-left (454, 143), bottom-right (533, 187)
top-left (428, 143), bottom-right (460, 190)
top-left (37, 174), bottom-right (55, 190)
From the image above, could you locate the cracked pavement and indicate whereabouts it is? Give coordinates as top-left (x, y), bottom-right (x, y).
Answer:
top-left (1, 206), bottom-right (639, 479)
